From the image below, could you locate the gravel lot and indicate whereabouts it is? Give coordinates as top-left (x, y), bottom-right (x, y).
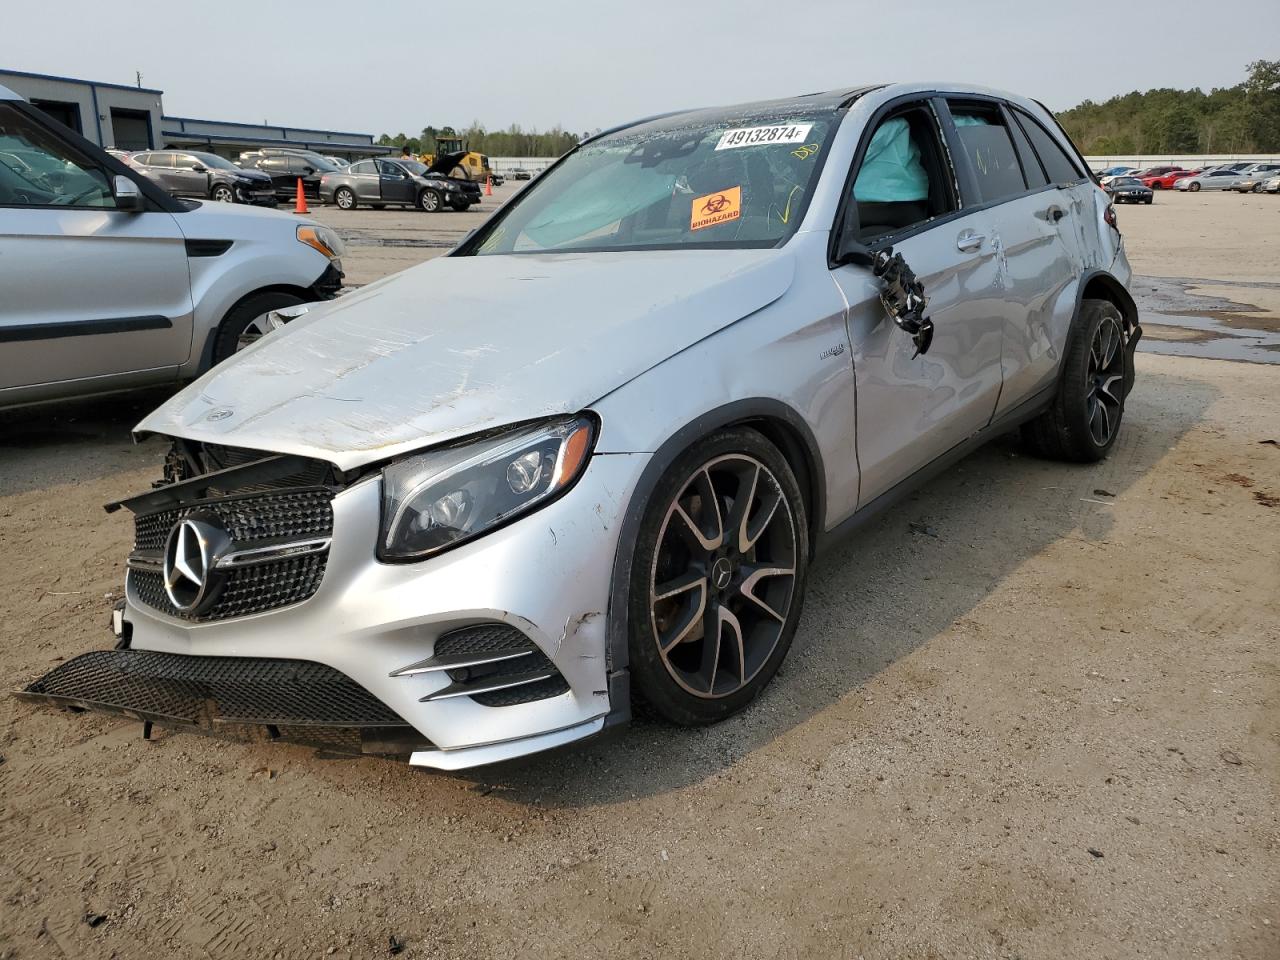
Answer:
top-left (1, 188), bottom-right (1277, 960)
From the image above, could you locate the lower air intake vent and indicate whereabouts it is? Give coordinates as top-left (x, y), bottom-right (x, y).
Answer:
top-left (396, 624), bottom-right (570, 707)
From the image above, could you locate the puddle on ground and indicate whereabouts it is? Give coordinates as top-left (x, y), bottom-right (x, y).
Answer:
top-left (1133, 276), bottom-right (1280, 364)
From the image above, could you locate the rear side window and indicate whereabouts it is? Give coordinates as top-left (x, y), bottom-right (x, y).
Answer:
top-left (350, 160), bottom-right (377, 174)
top-left (947, 101), bottom-right (1026, 204)
top-left (1014, 110), bottom-right (1084, 184)
top-left (1006, 118), bottom-right (1048, 190)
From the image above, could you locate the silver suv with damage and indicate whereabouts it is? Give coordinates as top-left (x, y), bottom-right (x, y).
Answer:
top-left (23, 83), bottom-right (1139, 769)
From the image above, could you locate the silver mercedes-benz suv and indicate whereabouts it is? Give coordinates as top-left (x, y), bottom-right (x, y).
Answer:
top-left (23, 82), bottom-right (1140, 770)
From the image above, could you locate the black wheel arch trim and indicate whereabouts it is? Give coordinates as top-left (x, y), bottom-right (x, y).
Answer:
top-left (1064, 269), bottom-right (1141, 397)
top-left (602, 397), bottom-right (826, 722)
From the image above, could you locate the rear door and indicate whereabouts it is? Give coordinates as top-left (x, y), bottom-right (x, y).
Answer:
top-left (941, 98), bottom-right (1082, 419)
top-left (0, 102), bottom-right (193, 401)
top-left (348, 160), bottom-right (381, 201)
top-left (377, 160), bottom-right (415, 204)
top-left (829, 97), bottom-right (1004, 505)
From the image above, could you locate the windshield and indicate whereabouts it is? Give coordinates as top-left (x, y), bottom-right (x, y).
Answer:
top-left (466, 109), bottom-right (840, 255)
top-left (399, 160), bottom-right (429, 177)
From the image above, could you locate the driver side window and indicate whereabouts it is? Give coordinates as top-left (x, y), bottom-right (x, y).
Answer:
top-left (850, 104), bottom-right (956, 242)
top-left (0, 104), bottom-right (116, 209)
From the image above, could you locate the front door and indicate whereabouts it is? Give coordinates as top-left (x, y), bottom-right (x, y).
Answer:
top-left (0, 102), bottom-right (193, 400)
top-left (170, 153), bottom-right (211, 198)
top-left (829, 99), bottom-right (1004, 506)
top-left (377, 160), bottom-right (415, 204)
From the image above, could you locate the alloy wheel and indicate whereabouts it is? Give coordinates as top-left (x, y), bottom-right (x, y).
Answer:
top-left (649, 454), bottom-right (798, 699)
top-left (1086, 316), bottom-right (1125, 446)
top-left (212, 186), bottom-right (233, 202)
top-left (235, 310), bottom-right (287, 352)
top-left (336, 189), bottom-right (354, 210)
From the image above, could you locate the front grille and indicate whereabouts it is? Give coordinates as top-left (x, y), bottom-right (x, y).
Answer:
top-left (130, 552), bottom-right (327, 622)
top-left (128, 442), bottom-right (337, 622)
top-left (133, 489), bottom-right (333, 552)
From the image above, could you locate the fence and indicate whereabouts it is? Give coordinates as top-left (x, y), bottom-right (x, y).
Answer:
top-left (489, 157), bottom-right (558, 175)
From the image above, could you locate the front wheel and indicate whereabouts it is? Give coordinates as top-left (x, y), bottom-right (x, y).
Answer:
top-left (627, 429), bottom-right (809, 725)
top-left (211, 291), bottom-right (307, 365)
top-left (334, 187), bottom-right (356, 210)
top-left (418, 188), bottom-right (442, 212)
top-left (210, 183), bottom-right (235, 203)
top-left (1189, 181), bottom-right (1201, 192)
top-left (450, 198), bottom-right (471, 212)
top-left (1022, 299), bottom-right (1131, 463)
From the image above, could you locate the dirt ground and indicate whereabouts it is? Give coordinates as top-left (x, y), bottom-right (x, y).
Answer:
top-left (1, 188), bottom-right (1278, 960)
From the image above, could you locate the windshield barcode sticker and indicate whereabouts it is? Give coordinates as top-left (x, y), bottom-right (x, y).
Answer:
top-left (715, 123), bottom-right (814, 151)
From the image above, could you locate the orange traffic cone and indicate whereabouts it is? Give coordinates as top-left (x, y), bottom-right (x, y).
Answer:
top-left (484, 175), bottom-right (493, 197)
top-left (292, 177), bottom-right (309, 214)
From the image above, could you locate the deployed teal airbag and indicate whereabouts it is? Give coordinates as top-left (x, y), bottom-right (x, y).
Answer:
top-left (853, 118), bottom-right (928, 202)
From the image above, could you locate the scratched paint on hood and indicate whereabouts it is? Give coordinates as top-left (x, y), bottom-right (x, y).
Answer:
top-left (137, 248), bottom-right (795, 470)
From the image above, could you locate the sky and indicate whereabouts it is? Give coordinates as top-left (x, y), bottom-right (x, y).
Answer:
top-left (3, 0), bottom-right (1276, 138)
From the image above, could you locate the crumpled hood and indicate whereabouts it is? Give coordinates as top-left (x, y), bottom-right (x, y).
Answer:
top-left (138, 249), bottom-right (795, 470)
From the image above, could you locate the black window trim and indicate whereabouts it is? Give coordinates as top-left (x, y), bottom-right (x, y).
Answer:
top-left (1008, 105), bottom-right (1089, 187)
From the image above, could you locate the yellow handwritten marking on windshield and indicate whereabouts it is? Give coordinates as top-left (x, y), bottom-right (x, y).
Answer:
top-left (690, 186), bottom-right (742, 231)
top-left (775, 185), bottom-right (804, 224)
top-left (791, 143), bottom-right (821, 160)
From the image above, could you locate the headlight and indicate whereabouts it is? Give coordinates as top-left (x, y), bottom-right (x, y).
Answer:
top-left (296, 224), bottom-right (345, 260)
top-left (379, 415), bottom-right (595, 561)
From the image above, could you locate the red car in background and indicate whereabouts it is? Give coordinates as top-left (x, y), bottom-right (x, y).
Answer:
top-left (1140, 167), bottom-right (1191, 190)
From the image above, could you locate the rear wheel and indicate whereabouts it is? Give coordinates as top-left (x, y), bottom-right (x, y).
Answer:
top-left (628, 429), bottom-right (809, 725)
top-left (1022, 299), bottom-right (1130, 463)
top-left (334, 187), bottom-right (356, 210)
top-left (211, 291), bottom-right (307, 365)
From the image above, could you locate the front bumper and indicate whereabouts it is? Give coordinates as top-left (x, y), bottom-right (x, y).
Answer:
top-left (24, 453), bottom-right (645, 769)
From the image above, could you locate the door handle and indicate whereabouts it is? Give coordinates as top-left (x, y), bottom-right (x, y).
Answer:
top-left (956, 229), bottom-right (985, 252)
top-left (1039, 204), bottom-right (1066, 223)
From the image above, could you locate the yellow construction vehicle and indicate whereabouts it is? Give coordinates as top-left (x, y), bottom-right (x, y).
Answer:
top-left (421, 136), bottom-right (494, 182)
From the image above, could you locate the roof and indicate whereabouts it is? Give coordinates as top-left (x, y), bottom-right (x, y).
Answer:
top-left (0, 68), bottom-right (164, 95)
top-left (161, 129), bottom-right (385, 153)
top-left (164, 115), bottom-right (373, 140)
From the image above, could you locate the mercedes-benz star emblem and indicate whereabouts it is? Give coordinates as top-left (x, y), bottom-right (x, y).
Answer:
top-left (162, 517), bottom-right (230, 613)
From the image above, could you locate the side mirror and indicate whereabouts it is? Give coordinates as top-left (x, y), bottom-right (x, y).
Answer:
top-left (303, 166), bottom-right (315, 175)
top-left (112, 175), bottom-right (143, 212)
top-left (191, 164), bottom-right (207, 173)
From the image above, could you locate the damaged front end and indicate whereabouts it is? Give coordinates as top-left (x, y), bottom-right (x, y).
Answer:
top-left (18, 433), bottom-right (626, 769)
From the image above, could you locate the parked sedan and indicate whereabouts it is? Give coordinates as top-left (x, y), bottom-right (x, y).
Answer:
top-left (1264, 175), bottom-right (1280, 194)
top-left (1105, 176), bottom-right (1153, 204)
top-left (509, 167), bottom-right (534, 180)
top-left (321, 157), bottom-right (482, 211)
top-left (1175, 169), bottom-right (1249, 191)
top-left (132, 150), bottom-right (277, 205)
top-left (1140, 168), bottom-right (1190, 190)
top-left (1230, 163), bottom-right (1280, 193)
top-left (22, 82), bottom-right (1140, 770)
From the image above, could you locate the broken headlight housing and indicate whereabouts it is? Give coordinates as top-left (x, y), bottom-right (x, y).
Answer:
top-left (379, 415), bottom-right (595, 562)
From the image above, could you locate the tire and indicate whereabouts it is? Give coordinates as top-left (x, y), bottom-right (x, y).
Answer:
top-left (1145, 197), bottom-right (1153, 204)
top-left (210, 183), bottom-right (235, 203)
top-left (210, 291), bottom-right (307, 366)
top-left (450, 198), bottom-right (470, 212)
top-left (1022, 299), bottom-right (1130, 463)
top-left (334, 187), bottom-right (356, 210)
top-left (418, 188), bottom-right (442, 212)
top-left (627, 428), bottom-right (809, 725)
top-left (1189, 182), bottom-right (1201, 192)
top-left (1151, 182), bottom-right (1162, 190)
top-left (1252, 184), bottom-right (1262, 193)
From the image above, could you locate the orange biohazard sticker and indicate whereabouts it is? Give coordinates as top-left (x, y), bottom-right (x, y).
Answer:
top-left (690, 186), bottom-right (742, 231)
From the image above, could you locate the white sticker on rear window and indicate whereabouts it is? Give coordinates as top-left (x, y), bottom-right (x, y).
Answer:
top-left (715, 123), bottom-right (814, 151)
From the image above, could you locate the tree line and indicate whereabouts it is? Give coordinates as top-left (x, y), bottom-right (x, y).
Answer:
top-left (376, 123), bottom-right (588, 158)
top-left (1058, 60), bottom-right (1280, 155)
